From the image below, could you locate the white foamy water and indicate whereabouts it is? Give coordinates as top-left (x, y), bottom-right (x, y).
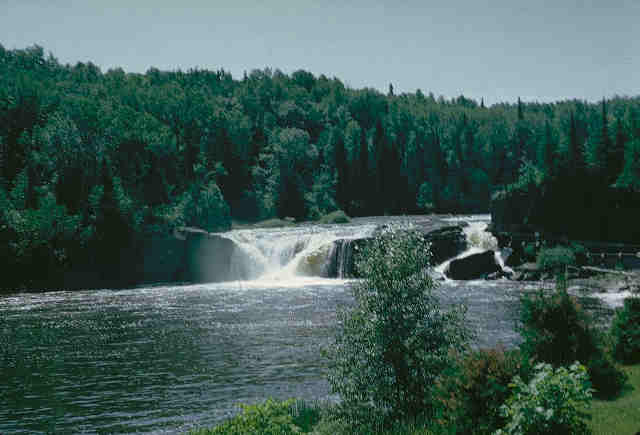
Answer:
top-left (591, 291), bottom-right (635, 308)
top-left (435, 216), bottom-right (513, 278)
top-left (220, 223), bottom-right (376, 281)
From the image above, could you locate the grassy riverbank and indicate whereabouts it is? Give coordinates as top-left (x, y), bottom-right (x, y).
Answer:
top-left (588, 364), bottom-right (640, 434)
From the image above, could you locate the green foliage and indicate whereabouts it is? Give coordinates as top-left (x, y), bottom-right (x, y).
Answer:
top-left (615, 138), bottom-right (640, 191)
top-left (190, 398), bottom-right (302, 435)
top-left (610, 296), bottom-right (640, 364)
top-left (417, 182), bottom-right (435, 212)
top-left (305, 166), bottom-right (337, 220)
top-left (3, 44), bottom-right (640, 289)
top-left (325, 227), bottom-right (470, 430)
top-left (189, 181), bottom-right (231, 232)
top-left (434, 348), bottom-right (527, 434)
top-left (317, 209), bottom-right (350, 224)
top-left (518, 287), bottom-right (627, 399)
top-left (523, 243), bottom-right (537, 262)
top-left (536, 245), bottom-right (576, 272)
top-left (496, 362), bottom-right (593, 435)
top-left (510, 159), bottom-right (545, 193)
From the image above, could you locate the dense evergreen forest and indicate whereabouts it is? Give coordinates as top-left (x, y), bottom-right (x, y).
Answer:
top-left (2, 45), bottom-right (640, 289)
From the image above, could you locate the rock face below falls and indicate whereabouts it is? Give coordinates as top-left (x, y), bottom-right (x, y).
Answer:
top-left (327, 223), bottom-right (468, 278)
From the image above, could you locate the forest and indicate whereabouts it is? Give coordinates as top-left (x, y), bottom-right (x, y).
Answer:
top-left (2, 44), bottom-right (640, 290)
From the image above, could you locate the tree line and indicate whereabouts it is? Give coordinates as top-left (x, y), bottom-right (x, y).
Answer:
top-left (1, 44), bottom-right (639, 289)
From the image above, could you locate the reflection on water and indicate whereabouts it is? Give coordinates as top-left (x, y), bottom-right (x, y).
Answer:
top-left (0, 276), bottom-right (618, 433)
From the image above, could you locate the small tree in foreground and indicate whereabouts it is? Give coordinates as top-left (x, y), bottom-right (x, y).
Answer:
top-left (325, 227), bottom-right (470, 430)
top-left (496, 362), bottom-right (593, 435)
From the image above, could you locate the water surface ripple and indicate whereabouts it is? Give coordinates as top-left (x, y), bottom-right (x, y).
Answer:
top-left (0, 218), bottom-right (618, 433)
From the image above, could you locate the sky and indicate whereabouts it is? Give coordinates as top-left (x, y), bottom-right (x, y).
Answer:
top-left (2, 0), bottom-right (638, 105)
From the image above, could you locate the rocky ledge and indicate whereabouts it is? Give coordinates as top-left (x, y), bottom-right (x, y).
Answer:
top-left (327, 217), bottom-right (468, 278)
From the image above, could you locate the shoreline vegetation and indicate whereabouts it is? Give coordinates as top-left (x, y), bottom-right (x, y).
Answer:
top-left (2, 45), bottom-right (640, 291)
top-left (231, 209), bottom-right (351, 230)
top-left (191, 229), bottom-right (640, 434)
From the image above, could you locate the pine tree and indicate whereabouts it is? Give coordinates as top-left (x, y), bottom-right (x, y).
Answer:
top-left (543, 120), bottom-right (555, 177)
top-left (374, 118), bottom-right (387, 213)
top-left (609, 117), bottom-right (626, 184)
top-left (334, 129), bottom-right (349, 209)
top-left (358, 126), bottom-right (369, 213)
top-left (587, 98), bottom-right (611, 177)
top-left (568, 112), bottom-right (584, 177)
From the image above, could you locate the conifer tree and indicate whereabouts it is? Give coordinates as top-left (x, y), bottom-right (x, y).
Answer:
top-left (334, 129), bottom-right (348, 209)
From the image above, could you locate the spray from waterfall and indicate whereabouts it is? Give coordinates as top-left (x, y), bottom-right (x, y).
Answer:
top-left (435, 218), bottom-right (513, 278)
top-left (219, 224), bottom-right (376, 282)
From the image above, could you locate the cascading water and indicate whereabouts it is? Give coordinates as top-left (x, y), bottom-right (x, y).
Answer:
top-left (219, 223), bottom-right (377, 281)
top-left (435, 215), bottom-right (513, 278)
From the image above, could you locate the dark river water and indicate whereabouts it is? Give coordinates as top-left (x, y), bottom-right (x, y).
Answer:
top-left (0, 218), bottom-right (620, 433)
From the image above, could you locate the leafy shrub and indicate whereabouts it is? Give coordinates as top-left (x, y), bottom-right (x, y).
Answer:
top-left (325, 227), bottom-right (469, 430)
top-left (190, 398), bottom-right (303, 435)
top-left (610, 296), bottom-right (640, 364)
top-left (496, 362), bottom-right (593, 435)
top-left (570, 243), bottom-right (588, 266)
top-left (434, 347), bottom-right (529, 434)
top-left (417, 182), bottom-right (435, 212)
top-left (161, 181), bottom-right (231, 233)
top-left (317, 209), bottom-right (350, 224)
top-left (523, 243), bottom-right (537, 262)
top-left (519, 287), bottom-right (626, 398)
top-left (586, 353), bottom-right (628, 399)
top-left (536, 245), bottom-right (576, 272)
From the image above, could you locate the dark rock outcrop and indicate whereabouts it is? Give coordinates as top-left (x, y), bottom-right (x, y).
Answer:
top-left (422, 225), bottom-right (467, 265)
top-left (326, 238), bottom-right (371, 278)
top-left (444, 251), bottom-right (502, 280)
top-left (327, 223), bottom-right (468, 278)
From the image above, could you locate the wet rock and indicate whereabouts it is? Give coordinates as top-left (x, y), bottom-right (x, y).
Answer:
top-left (326, 238), bottom-right (371, 278)
top-left (444, 251), bottom-right (502, 280)
top-left (327, 224), bottom-right (468, 278)
top-left (422, 226), bottom-right (468, 265)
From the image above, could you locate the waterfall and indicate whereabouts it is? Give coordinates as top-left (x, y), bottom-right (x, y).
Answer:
top-left (435, 216), bottom-right (512, 278)
top-left (327, 239), bottom-right (358, 278)
top-left (219, 223), bottom-right (376, 281)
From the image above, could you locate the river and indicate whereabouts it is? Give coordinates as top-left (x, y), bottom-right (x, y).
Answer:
top-left (0, 216), bottom-right (621, 433)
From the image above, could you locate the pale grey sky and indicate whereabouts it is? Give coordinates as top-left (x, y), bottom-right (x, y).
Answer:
top-left (2, 0), bottom-right (638, 104)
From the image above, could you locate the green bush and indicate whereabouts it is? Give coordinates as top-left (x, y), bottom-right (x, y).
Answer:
top-left (519, 287), bottom-right (626, 398)
top-left (610, 296), bottom-right (640, 364)
top-left (570, 243), bottom-right (588, 266)
top-left (586, 353), bottom-right (628, 399)
top-left (496, 362), bottom-right (593, 435)
top-left (536, 245), bottom-right (576, 272)
top-left (190, 398), bottom-right (306, 435)
top-left (523, 243), bottom-right (538, 262)
top-left (324, 227), bottom-right (470, 430)
top-left (434, 348), bottom-right (527, 434)
top-left (317, 209), bottom-right (350, 224)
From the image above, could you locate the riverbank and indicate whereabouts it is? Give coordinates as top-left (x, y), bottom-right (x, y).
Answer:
top-left (189, 364), bottom-right (640, 434)
top-left (589, 364), bottom-right (640, 435)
